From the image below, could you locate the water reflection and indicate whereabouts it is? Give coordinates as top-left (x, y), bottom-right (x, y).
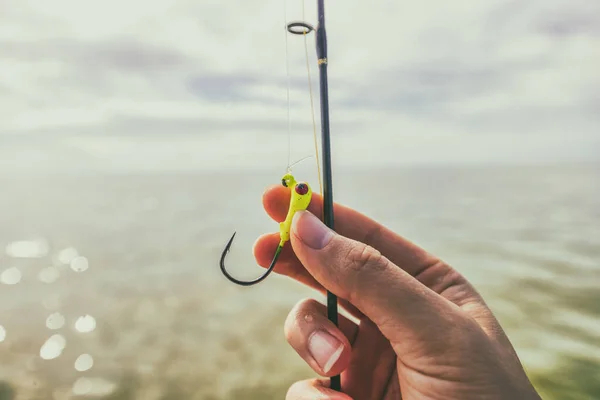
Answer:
top-left (72, 377), bottom-right (92, 396)
top-left (38, 266), bottom-right (60, 283)
top-left (39, 334), bottom-right (66, 360)
top-left (0, 267), bottom-right (22, 285)
top-left (75, 315), bottom-right (96, 333)
top-left (45, 313), bottom-right (65, 330)
top-left (74, 354), bottom-right (94, 372)
top-left (5, 239), bottom-right (49, 258)
top-left (71, 377), bottom-right (116, 397)
top-left (57, 247), bottom-right (79, 265)
top-left (70, 256), bottom-right (89, 273)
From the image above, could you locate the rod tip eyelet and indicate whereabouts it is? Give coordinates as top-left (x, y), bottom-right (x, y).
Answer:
top-left (287, 21), bottom-right (314, 35)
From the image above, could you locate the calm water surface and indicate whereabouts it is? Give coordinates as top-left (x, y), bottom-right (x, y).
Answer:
top-left (0, 163), bottom-right (598, 399)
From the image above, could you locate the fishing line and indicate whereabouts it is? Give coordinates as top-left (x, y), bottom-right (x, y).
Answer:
top-left (283, 0), bottom-right (292, 170)
top-left (288, 154), bottom-right (314, 170)
top-left (302, 0), bottom-right (323, 195)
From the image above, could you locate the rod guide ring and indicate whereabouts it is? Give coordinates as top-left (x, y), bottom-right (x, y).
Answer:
top-left (287, 21), bottom-right (314, 35)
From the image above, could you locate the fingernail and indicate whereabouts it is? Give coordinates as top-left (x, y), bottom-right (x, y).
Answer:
top-left (292, 211), bottom-right (334, 249)
top-left (307, 330), bottom-right (344, 373)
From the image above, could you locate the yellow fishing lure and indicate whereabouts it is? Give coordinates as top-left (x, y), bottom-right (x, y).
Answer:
top-left (219, 172), bottom-right (312, 286)
top-left (278, 173), bottom-right (313, 244)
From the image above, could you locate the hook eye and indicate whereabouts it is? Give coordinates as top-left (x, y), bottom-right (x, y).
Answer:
top-left (287, 21), bottom-right (315, 35)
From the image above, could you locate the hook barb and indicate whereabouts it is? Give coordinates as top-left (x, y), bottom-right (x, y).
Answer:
top-left (219, 232), bottom-right (283, 286)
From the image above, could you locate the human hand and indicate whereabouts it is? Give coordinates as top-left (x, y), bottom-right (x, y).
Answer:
top-left (253, 185), bottom-right (542, 400)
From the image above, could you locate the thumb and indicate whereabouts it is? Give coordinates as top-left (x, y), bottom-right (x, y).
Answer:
top-left (290, 210), bottom-right (473, 349)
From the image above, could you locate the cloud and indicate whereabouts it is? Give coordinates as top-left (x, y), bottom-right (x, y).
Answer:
top-left (0, 0), bottom-right (598, 172)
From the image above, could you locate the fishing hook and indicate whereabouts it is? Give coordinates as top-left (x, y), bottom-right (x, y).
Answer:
top-left (219, 173), bottom-right (312, 286)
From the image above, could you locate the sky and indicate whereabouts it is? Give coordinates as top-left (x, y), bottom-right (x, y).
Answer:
top-left (0, 0), bottom-right (599, 173)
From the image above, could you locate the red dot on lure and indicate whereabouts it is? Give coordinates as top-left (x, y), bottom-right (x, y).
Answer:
top-left (295, 183), bottom-right (309, 195)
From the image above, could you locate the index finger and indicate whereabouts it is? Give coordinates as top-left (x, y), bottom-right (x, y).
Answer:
top-left (261, 184), bottom-right (439, 278)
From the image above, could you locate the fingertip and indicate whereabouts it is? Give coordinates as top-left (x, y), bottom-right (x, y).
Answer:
top-left (263, 184), bottom-right (324, 223)
top-left (291, 210), bottom-right (335, 250)
top-left (262, 185), bottom-right (289, 220)
top-left (286, 379), bottom-right (353, 400)
top-left (284, 299), bottom-right (354, 378)
top-left (252, 233), bottom-right (281, 267)
top-left (262, 184), bottom-right (285, 201)
top-left (308, 329), bottom-right (352, 377)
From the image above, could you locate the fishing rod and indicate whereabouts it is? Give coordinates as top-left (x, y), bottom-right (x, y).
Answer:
top-left (289, 0), bottom-right (341, 392)
top-left (219, 0), bottom-right (341, 392)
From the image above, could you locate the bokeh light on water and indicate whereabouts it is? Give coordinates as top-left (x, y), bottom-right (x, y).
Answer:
top-left (0, 267), bottom-right (22, 285)
top-left (70, 256), bottom-right (89, 273)
top-left (74, 315), bottom-right (96, 333)
top-left (39, 334), bottom-right (67, 360)
top-left (5, 239), bottom-right (49, 259)
top-left (38, 266), bottom-right (60, 284)
top-left (46, 313), bottom-right (66, 330)
top-left (74, 354), bottom-right (94, 372)
top-left (58, 247), bottom-right (79, 265)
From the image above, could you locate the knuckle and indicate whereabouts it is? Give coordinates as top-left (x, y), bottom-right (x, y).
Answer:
top-left (342, 243), bottom-right (389, 302)
top-left (436, 311), bottom-right (487, 350)
top-left (293, 298), bottom-right (323, 321)
top-left (362, 224), bottom-right (383, 248)
top-left (298, 297), bottom-right (322, 312)
top-left (453, 318), bottom-right (488, 352)
top-left (345, 243), bottom-right (387, 275)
